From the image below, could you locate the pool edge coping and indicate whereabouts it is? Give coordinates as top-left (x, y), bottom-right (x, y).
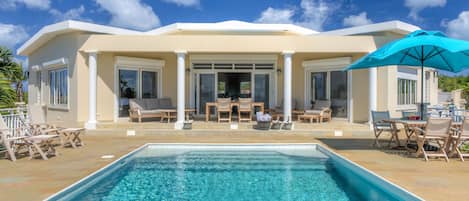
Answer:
top-left (43, 143), bottom-right (425, 201)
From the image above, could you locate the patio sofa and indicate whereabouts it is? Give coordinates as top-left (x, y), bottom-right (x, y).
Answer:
top-left (302, 100), bottom-right (332, 123)
top-left (129, 98), bottom-right (175, 122)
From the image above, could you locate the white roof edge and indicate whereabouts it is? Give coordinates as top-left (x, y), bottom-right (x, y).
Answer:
top-left (317, 20), bottom-right (421, 36)
top-left (17, 20), bottom-right (141, 55)
top-left (146, 20), bottom-right (318, 35)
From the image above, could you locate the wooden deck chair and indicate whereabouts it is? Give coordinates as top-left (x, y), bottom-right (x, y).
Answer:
top-left (414, 118), bottom-right (452, 162)
top-left (451, 118), bottom-right (469, 161)
top-left (371, 111), bottom-right (400, 148)
top-left (2, 113), bottom-right (59, 160)
top-left (21, 119), bottom-right (60, 160)
top-left (217, 98), bottom-right (232, 123)
top-left (238, 98), bottom-right (252, 122)
top-left (0, 114), bottom-right (27, 161)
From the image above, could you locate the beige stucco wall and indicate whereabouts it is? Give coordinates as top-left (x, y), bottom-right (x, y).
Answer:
top-left (28, 33), bottom-right (86, 127)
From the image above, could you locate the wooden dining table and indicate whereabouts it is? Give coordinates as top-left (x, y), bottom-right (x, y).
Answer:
top-left (384, 119), bottom-right (463, 146)
top-left (205, 101), bottom-right (264, 122)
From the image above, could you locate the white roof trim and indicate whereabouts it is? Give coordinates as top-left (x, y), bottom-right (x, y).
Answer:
top-left (147, 20), bottom-right (317, 35)
top-left (17, 20), bottom-right (141, 55)
top-left (318, 21), bottom-right (420, 36)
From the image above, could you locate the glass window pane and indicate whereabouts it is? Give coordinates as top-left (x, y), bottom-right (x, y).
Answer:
top-left (254, 74), bottom-right (269, 109)
top-left (118, 69), bottom-right (138, 117)
top-left (330, 71), bottom-right (347, 118)
top-left (142, 71), bottom-right (157, 99)
top-left (311, 72), bottom-right (327, 101)
top-left (199, 74), bottom-right (215, 114)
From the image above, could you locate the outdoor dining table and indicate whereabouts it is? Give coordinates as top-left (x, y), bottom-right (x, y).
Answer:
top-left (384, 119), bottom-right (462, 147)
top-left (205, 101), bottom-right (264, 122)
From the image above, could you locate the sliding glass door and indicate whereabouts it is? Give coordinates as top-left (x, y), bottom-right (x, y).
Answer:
top-left (198, 74), bottom-right (215, 114)
top-left (307, 71), bottom-right (348, 118)
top-left (330, 71), bottom-right (347, 118)
top-left (118, 69), bottom-right (138, 117)
top-left (118, 69), bottom-right (159, 117)
top-left (254, 74), bottom-right (270, 109)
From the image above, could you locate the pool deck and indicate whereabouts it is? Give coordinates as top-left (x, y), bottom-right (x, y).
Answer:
top-left (1, 128), bottom-right (468, 201)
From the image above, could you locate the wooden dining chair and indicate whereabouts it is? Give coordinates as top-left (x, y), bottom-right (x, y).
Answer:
top-left (217, 98), bottom-right (232, 123)
top-left (414, 118), bottom-right (452, 162)
top-left (238, 98), bottom-right (252, 122)
top-left (451, 118), bottom-right (469, 161)
top-left (371, 111), bottom-right (400, 148)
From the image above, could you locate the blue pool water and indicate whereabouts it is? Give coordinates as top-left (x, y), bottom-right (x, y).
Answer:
top-left (49, 145), bottom-right (422, 201)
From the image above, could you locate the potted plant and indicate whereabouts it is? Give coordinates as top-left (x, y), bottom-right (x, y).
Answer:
top-left (183, 114), bottom-right (193, 130)
top-left (270, 116), bottom-right (282, 130)
top-left (281, 116), bottom-right (293, 130)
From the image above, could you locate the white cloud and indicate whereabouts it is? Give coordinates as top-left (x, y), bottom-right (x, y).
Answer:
top-left (297, 0), bottom-right (332, 31)
top-left (343, 12), bottom-right (373, 27)
top-left (404, 0), bottom-right (446, 21)
top-left (256, 7), bottom-right (294, 24)
top-left (1, 0), bottom-right (51, 10)
top-left (49, 5), bottom-right (87, 21)
top-left (0, 23), bottom-right (29, 49)
top-left (162, 0), bottom-right (200, 7)
top-left (255, 0), bottom-right (334, 31)
top-left (95, 0), bottom-right (160, 30)
top-left (445, 11), bottom-right (469, 40)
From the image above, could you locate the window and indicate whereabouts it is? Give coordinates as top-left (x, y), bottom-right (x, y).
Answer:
top-left (49, 68), bottom-right (68, 106)
top-left (398, 78), bottom-right (416, 105)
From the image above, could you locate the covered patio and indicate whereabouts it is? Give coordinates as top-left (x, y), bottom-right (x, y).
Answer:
top-left (77, 34), bottom-right (380, 129)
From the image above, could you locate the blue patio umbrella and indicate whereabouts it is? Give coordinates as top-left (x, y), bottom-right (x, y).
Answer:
top-left (345, 30), bottom-right (469, 118)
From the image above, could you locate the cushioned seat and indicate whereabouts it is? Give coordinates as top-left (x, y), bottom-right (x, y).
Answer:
top-left (129, 97), bottom-right (175, 122)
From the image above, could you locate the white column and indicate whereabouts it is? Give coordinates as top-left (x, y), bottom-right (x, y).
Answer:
top-left (85, 51), bottom-right (98, 129)
top-left (369, 67), bottom-right (377, 123)
top-left (175, 50), bottom-right (187, 129)
top-left (282, 51), bottom-right (294, 122)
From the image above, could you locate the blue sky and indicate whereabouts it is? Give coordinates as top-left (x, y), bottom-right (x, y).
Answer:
top-left (1, 0), bottom-right (469, 75)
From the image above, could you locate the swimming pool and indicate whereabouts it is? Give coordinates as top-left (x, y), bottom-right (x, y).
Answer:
top-left (47, 144), bottom-right (423, 201)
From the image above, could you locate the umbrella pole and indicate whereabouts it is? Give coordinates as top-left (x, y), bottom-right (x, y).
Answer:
top-left (420, 46), bottom-right (425, 120)
top-left (421, 65), bottom-right (424, 119)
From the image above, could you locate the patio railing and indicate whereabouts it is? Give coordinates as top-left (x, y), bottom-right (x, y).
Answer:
top-left (0, 107), bottom-right (29, 137)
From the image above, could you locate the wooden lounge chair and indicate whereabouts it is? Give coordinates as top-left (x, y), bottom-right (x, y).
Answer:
top-left (414, 118), bottom-right (452, 162)
top-left (217, 98), bottom-right (232, 123)
top-left (451, 118), bottom-right (469, 161)
top-left (0, 117), bottom-right (27, 161)
top-left (0, 113), bottom-right (58, 161)
top-left (371, 111), bottom-right (400, 148)
top-left (238, 98), bottom-right (252, 122)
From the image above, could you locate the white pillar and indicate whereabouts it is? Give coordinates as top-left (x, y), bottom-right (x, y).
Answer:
top-left (282, 51), bottom-right (294, 122)
top-left (369, 67), bottom-right (377, 123)
top-left (175, 50), bottom-right (187, 129)
top-left (85, 51), bottom-right (98, 129)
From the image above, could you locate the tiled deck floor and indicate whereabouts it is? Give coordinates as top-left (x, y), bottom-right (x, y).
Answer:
top-left (1, 129), bottom-right (468, 201)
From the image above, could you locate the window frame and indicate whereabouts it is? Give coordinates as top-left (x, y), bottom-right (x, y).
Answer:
top-left (47, 66), bottom-right (69, 110)
top-left (42, 58), bottom-right (69, 110)
top-left (397, 78), bottom-right (417, 106)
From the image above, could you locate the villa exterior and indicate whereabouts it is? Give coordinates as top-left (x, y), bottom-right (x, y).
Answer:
top-left (18, 20), bottom-right (439, 129)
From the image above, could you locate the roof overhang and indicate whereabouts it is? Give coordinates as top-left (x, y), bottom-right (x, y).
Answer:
top-left (318, 20), bottom-right (420, 36)
top-left (146, 20), bottom-right (318, 35)
top-left (17, 20), bottom-right (141, 56)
